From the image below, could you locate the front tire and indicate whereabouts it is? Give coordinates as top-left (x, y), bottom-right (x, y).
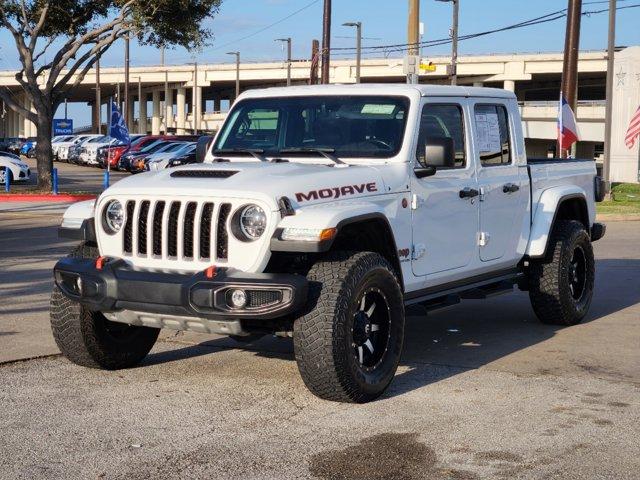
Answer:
top-left (50, 245), bottom-right (160, 369)
top-left (528, 220), bottom-right (595, 326)
top-left (293, 251), bottom-right (405, 403)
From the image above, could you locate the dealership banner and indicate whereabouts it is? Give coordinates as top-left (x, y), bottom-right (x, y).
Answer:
top-left (53, 119), bottom-right (73, 135)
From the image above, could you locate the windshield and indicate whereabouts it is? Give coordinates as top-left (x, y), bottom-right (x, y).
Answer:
top-left (213, 95), bottom-right (410, 159)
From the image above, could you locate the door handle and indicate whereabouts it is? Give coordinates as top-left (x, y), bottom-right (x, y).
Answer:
top-left (503, 183), bottom-right (520, 194)
top-left (459, 187), bottom-right (479, 199)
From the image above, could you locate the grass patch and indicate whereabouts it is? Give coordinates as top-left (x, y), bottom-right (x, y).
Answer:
top-left (611, 183), bottom-right (640, 202)
top-left (597, 200), bottom-right (640, 216)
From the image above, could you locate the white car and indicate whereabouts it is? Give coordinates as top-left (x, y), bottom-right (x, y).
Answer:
top-left (53, 84), bottom-right (605, 403)
top-left (79, 137), bottom-right (118, 166)
top-left (146, 143), bottom-right (196, 171)
top-left (54, 134), bottom-right (102, 161)
top-left (0, 152), bottom-right (30, 184)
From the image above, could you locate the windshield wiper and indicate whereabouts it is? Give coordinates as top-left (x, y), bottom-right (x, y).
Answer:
top-left (278, 147), bottom-right (344, 165)
top-left (213, 148), bottom-right (268, 162)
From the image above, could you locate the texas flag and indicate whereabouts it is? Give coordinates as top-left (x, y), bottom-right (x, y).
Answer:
top-left (558, 93), bottom-right (580, 150)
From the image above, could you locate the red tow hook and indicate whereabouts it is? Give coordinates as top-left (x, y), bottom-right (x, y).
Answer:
top-left (204, 265), bottom-right (218, 279)
top-left (95, 256), bottom-right (108, 270)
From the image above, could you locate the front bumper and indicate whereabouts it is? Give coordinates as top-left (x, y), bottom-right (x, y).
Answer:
top-left (53, 257), bottom-right (308, 321)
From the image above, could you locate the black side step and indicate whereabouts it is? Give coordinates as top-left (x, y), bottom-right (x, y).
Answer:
top-left (418, 294), bottom-right (461, 312)
top-left (459, 280), bottom-right (514, 300)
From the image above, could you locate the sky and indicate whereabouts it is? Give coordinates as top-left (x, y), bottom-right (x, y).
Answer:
top-left (0, 0), bottom-right (639, 125)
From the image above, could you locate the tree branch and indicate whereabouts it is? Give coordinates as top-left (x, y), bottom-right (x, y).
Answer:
top-left (0, 88), bottom-right (35, 122)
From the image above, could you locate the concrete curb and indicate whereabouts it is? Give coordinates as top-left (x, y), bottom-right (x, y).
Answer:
top-left (0, 194), bottom-right (96, 202)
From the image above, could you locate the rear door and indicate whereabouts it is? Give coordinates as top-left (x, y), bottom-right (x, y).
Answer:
top-left (472, 102), bottom-right (528, 263)
top-left (411, 99), bottom-right (479, 277)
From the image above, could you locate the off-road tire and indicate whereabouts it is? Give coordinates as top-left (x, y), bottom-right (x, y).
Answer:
top-left (50, 244), bottom-right (160, 369)
top-left (293, 251), bottom-right (405, 403)
top-left (528, 220), bottom-right (595, 326)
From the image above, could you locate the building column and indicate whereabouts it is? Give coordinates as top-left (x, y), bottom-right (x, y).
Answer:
top-left (152, 91), bottom-right (161, 135)
top-left (213, 95), bottom-right (221, 112)
top-left (503, 80), bottom-right (515, 92)
top-left (23, 96), bottom-right (33, 138)
top-left (13, 106), bottom-right (20, 137)
top-left (473, 82), bottom-right (484, 88)
top-left (138, 93), bottom-right (147, 134)
top-left (165, 88), bottom-right (174, 132)
top-left (176, 88), bottom-right (186, 135)
top-left (192, 85), bottom-right (201, 133)
top-left (127, 96), bottom-right (135, 130)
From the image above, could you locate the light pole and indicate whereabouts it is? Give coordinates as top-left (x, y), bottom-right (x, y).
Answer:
top-left (436, 0), bottom-right (459, 86)
top-left (343, 22), bottom-right (362, 83)
top-left (227, 51), bottom-right (241, 102)
top-left (276, 38), bottom-right (292, 86)
top-left (603, 0), bottom-right (616, 195)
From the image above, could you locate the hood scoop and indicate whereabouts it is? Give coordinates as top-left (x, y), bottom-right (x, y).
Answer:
top-left (170, 170), bottom-right (239, 179)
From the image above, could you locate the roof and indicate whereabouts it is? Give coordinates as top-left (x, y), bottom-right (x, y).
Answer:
top-left (241, 83), bottom-right (516, 100)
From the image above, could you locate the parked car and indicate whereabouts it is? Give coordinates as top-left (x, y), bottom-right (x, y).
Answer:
top-left (96, 134), bottom-right (145, 169)
top-left (165, 147), bottom-right (197, 169)
top-left (146, 143), bottom-right (197, 171)
top-left (4, 137), bottom-right (26, 155)
top-left (19, 137), bottom-right (37, 157)
top-left (54, 135), bottom-right (101, 162)
top-left (116, 135), bottom-right (199, 171)
top-left (53, 84), bottom-right (606, 403)
top-left (79, 136), bottom-right (121, 166)
top-left (132, 141), bottom-right (191, 172)
top-left (0, 151), bottom-right (31, 184)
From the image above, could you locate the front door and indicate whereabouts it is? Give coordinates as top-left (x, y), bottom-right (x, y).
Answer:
top-left (473, 102), bottom-right (527, 262)
top-left (411, 101), bottom-right (479, 277)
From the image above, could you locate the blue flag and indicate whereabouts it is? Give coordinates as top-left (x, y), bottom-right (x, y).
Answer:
top-left (109, 100), bottom-right (130, 145)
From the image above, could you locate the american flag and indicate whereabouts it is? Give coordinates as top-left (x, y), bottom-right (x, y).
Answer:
top-left (625, 106), bottom-right (640, 149)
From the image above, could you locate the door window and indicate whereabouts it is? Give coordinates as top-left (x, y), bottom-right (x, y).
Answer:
top-left (474, 104), bottom-right (511, 166)
top-left (415, 104), bottom-right (466, 169)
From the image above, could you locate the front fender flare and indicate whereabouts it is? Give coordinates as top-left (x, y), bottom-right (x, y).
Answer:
top-left (270, 201), bottom-right (389, 253)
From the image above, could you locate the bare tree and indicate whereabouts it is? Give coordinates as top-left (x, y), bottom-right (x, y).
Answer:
top-left (0, 0), bottom-right (221, 190)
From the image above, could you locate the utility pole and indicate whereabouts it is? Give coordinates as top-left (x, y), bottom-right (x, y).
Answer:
top-left (559, 0), bottom-right (582, 158)
top-left (276, 38), bottom-right (292, 86)
top-left (343, 22), bottom-right (362, 83)
top-left (226, 52), bottom-right (241, 102)
top-left (95, 58), bottom-right (101, 134)
top-left (124, 36), bottom-right (130, 127)
top-left (321, 0), bottom-right (332, 84)
top-left (436, 0), bottom-right (459, 85)
top-left (603, 0), bottom-right (616, 194)
top-left (310, 39), bottom-right (320, 85)
top-left (407, 0), bottom-right (420, 84)
top-left (451, 0), bottom-right (459, 85)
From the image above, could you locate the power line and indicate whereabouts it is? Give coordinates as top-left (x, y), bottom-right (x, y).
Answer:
top-left (205, 0), bottom-right (321, 53)
top-left (330, 2), bottom-right (639, 56)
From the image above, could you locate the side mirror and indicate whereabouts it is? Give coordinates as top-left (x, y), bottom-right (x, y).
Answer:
top-left (195, 135), bottom-right (213, 163)
top-left (424, 136), bottom-right (456, 169)
top-left (415, 166), bottom-right (437, 178)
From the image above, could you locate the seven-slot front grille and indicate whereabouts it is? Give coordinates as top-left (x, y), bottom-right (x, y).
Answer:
top-left (121, 199), bottom-right (233, 262)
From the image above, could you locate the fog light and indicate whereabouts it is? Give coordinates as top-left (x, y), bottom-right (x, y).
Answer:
top-left (229, 289), bottom-right (247, 309)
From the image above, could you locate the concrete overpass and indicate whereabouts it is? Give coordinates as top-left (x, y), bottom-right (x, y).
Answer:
top-left (1, 47), bottom-right (638, 182)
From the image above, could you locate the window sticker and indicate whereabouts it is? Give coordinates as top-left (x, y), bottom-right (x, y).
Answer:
top-left (475, 111), bottom-right (501, 152)
top-left (361, 104), bottom-right (396, 115)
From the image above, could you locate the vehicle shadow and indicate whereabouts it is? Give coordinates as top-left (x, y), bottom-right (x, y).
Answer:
top-left (143, 258), bottom-right (640, 399)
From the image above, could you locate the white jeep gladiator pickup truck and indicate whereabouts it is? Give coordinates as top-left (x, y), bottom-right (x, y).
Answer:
top-left (52, 84), bottom-right (606, 403)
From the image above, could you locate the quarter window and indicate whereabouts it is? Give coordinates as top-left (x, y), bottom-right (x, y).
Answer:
top-left (474, 104), bottom-right (511, 166)
top-left (416, 104), bottom-right (466, 169)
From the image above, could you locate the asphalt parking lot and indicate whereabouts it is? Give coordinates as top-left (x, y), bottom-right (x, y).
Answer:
top-left (10, 156), bottom-right (128, 193)
top-left (0, 203), bottom-right (638, 479)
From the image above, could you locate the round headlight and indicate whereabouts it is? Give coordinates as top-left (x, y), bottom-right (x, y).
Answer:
top-left (103, 200), bottom-right (124, 234)
top-left (238, 204), bottom-right (266, 240)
